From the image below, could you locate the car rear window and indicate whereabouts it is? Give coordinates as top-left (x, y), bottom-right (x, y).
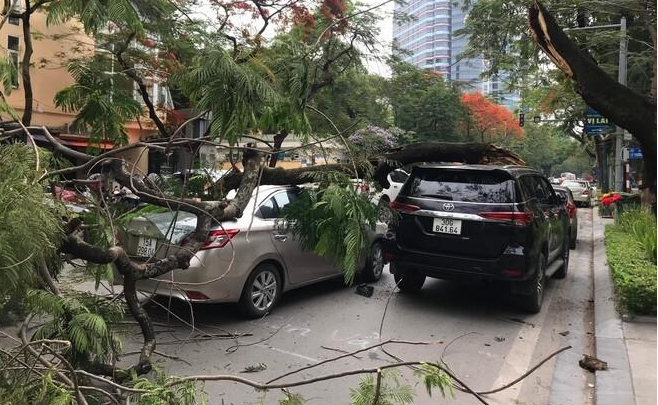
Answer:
top-left (401, 168), bottom-right (516, 203)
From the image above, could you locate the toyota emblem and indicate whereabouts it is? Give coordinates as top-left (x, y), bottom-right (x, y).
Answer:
top-left (442, 203), bottom-right (455, 211)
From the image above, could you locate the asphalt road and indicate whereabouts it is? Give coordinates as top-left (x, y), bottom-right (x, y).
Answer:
top-left (121, 209), bottom-right (597, 405)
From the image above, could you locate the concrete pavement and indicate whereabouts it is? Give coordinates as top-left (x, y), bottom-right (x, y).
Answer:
top-left (591, 211), bottom-right (656, 405)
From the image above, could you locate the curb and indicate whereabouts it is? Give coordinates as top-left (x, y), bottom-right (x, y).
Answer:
top-left (592, 212), bottom-right (635, 405)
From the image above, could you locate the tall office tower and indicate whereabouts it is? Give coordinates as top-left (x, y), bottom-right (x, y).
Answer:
top-left (392, 0), bottom-right (519, 110)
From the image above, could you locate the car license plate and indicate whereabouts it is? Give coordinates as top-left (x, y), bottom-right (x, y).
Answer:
top-left (137, 237), bottom-right (157, 257)
top-left (433, 218), bottom-right (462, 235)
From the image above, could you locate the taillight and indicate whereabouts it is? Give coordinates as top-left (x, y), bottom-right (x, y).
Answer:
top-left (201, 229), bottom-right (240, 250)
top-left (567, 202), bottom-right (576, 218)
top-left (185, 290), bottom-right (209, 300)
top-left (478, 211), bottom-right (534, 226)
top-left (389, 200), bottom-right (421, 212)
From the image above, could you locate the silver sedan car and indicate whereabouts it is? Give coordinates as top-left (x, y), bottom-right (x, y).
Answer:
top-left (122, 185), bottom-right (385, 317)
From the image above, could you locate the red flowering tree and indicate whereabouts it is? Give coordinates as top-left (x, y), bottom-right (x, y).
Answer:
top-left (461, 92), bottom-right (523, 142)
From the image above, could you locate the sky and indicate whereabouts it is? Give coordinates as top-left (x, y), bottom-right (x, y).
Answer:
top-left (361, 0), bottom-right (395, 77)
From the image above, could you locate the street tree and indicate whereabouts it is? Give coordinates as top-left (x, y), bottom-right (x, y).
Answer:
top-left (386, 61), bottom-right (466, 142)
top-left (460, 92), bottom-right (523, 143)
top-left (458, 0), bottom-right (656, 195)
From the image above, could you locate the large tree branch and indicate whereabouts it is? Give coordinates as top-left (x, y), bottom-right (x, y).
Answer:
top-left (528, 1), bottom-right (656, 189)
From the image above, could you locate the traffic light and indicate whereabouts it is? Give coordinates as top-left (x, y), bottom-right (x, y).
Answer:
top-left (519, 113), bottom-right (525, 127)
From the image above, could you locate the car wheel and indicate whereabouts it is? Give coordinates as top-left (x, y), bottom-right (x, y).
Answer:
top-left (517, 253), bottom-right (546, 314)
top-left (554, 239), bottom-right (570, 279)
top-left (361, 241), bottom-right (384, 282)
top-left (239, 263), bottom-right (281, 318)
top-left (393, 269), bottom-right (425, 292)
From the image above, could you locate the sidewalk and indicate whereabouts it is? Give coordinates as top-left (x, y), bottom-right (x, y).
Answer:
top-left (592, 211), bottom-right (656, 405)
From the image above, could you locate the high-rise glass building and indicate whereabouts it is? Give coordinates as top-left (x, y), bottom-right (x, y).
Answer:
top-left (392, 0), bottom-right (519, 110)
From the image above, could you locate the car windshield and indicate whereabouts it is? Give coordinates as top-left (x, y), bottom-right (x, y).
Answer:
top-left (402, 168), bottom-right (516, 203)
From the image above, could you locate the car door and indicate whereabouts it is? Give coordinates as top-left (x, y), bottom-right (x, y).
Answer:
top-left (261, 189), bottom-right (336, 285)
top-left (534, 176), bottom-right (566, 261)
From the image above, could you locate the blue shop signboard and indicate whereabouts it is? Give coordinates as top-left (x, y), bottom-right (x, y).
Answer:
top-left (584, 107), bottom-right (614, 135)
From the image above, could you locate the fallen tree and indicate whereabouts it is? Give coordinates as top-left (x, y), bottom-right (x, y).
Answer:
top-left (0, 122), bottom-right (529, 403)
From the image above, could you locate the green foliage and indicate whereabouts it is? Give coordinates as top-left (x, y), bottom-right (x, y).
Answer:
top-left (349, 370), bottom-right (414, 405)
top-left (413, 363), bottom-right (454, 398)
top-left (0, 144), bottom-right (61, 299)
top-left (26, 290), bottom-right (125, 366)
top-left (279, 171), bottom-right (378, 285)
top-left (46, 0), bottom-right (174, 39)
top-left (176, 47), bottom-right (278, 142)
top-left (616, 210), bottom-right (657, 264)
top-left (128, 368), bottom-right (203, 405)
top-left (0, 371), bottom-right (75, 405)
top-left (307, 70), bottom-right (391, 135)
top-left (387, 62), bottom-right (465, 142)
top-left (55, 56), bottom-right (142, 147)
top-left (278, 390), bottom-right (305, 405)
top-left (503, 124), bottom-right (593, 175)
top-left (605, 220), bottom-right (657, 316)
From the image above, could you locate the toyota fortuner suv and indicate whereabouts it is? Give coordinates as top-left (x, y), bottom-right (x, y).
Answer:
top-left (383, 164), bottom-right (570, 313)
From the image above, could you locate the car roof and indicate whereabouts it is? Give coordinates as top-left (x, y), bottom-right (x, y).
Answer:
top-left (409, 163), bottom-right (541, 177)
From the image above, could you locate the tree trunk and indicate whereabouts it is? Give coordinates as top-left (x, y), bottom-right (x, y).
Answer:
top-left (529, 1), bottom-right (657, 194)
top-left (20, 3), bottom-right (33, 125)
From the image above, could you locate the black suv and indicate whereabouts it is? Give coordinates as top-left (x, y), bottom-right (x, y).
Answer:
top-left (383, 164), bottom-right (570, 313)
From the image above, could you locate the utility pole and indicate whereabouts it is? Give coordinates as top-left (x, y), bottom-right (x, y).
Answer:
top-left (614, 17), bottom-right (627, 192)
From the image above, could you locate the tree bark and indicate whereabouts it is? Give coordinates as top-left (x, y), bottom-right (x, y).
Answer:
top-left (529, 1), bottom-right (657, 192)
top-left (20, 2), bottom-right (33, 125)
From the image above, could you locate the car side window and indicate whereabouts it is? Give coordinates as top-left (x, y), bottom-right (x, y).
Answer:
top-left (390, 170), bottom-right (409, 183)
top-left (534, 176), bottom-right (553, 205)
top-left (258, 198), bottom-right (278, 219)
top-left (538, 177), bottom-right (559, 205)
top-left (518, 176), bottom-right (535, 203)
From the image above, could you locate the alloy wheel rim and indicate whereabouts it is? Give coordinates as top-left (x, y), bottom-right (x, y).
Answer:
top-left (251, 271), bottom-right (277, 310)
top-left (372, 245), bottom-right (384, 277)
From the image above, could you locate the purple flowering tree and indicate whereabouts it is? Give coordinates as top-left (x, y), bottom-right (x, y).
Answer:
top-left (348, 126), bottom-right (413, 156)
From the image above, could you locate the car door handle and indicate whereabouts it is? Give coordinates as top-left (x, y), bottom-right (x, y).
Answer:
top-left (273, 234), bottom-right (288, 241)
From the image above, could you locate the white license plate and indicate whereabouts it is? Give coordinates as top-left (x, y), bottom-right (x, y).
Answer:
top-left (432, 218), bottom-right (462, 235)
top-left (136, 237), bottom-right (157, 257)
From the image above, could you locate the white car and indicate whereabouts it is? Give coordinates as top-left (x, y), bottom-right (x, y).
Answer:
top-left (380, 169), bottom-right (410, 204)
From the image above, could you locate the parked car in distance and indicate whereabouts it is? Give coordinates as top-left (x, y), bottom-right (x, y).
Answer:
top-left (121, 185), bottom-right (385, 318)
top-left (383, 164), bottom-right (570, 313)
top-left (552, 186), bottom-right (578, 249)
top-left (561, 180), bottom-right (591, 207)
top-left (379, 169), bottom-right (410, 205)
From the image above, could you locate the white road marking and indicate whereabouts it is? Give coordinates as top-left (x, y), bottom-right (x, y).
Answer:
top-left (488, 290), bottom-right (554, 404)
top-left (255, 343), bottom-right (318, 363)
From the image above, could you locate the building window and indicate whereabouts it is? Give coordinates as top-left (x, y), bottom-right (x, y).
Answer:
top-left (7, 0), bottom-right (20, 25)
top-left (8, 35), bottom-right (19, 88)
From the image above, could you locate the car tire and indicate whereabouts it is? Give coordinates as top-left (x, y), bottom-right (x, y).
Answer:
top-left (239, 263), bottom-right (281, 318)
top-left (554, 239), bottom-right (570, 279)
top-left (393, 270), bottom-right (425, 292)
top-left (518, 253), bottom-right (546, 314)
top-left (361, 241), bottom-right (384, 282)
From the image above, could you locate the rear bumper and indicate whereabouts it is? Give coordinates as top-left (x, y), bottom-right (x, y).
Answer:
top-left (383, 237), bottom-right (533, 282)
